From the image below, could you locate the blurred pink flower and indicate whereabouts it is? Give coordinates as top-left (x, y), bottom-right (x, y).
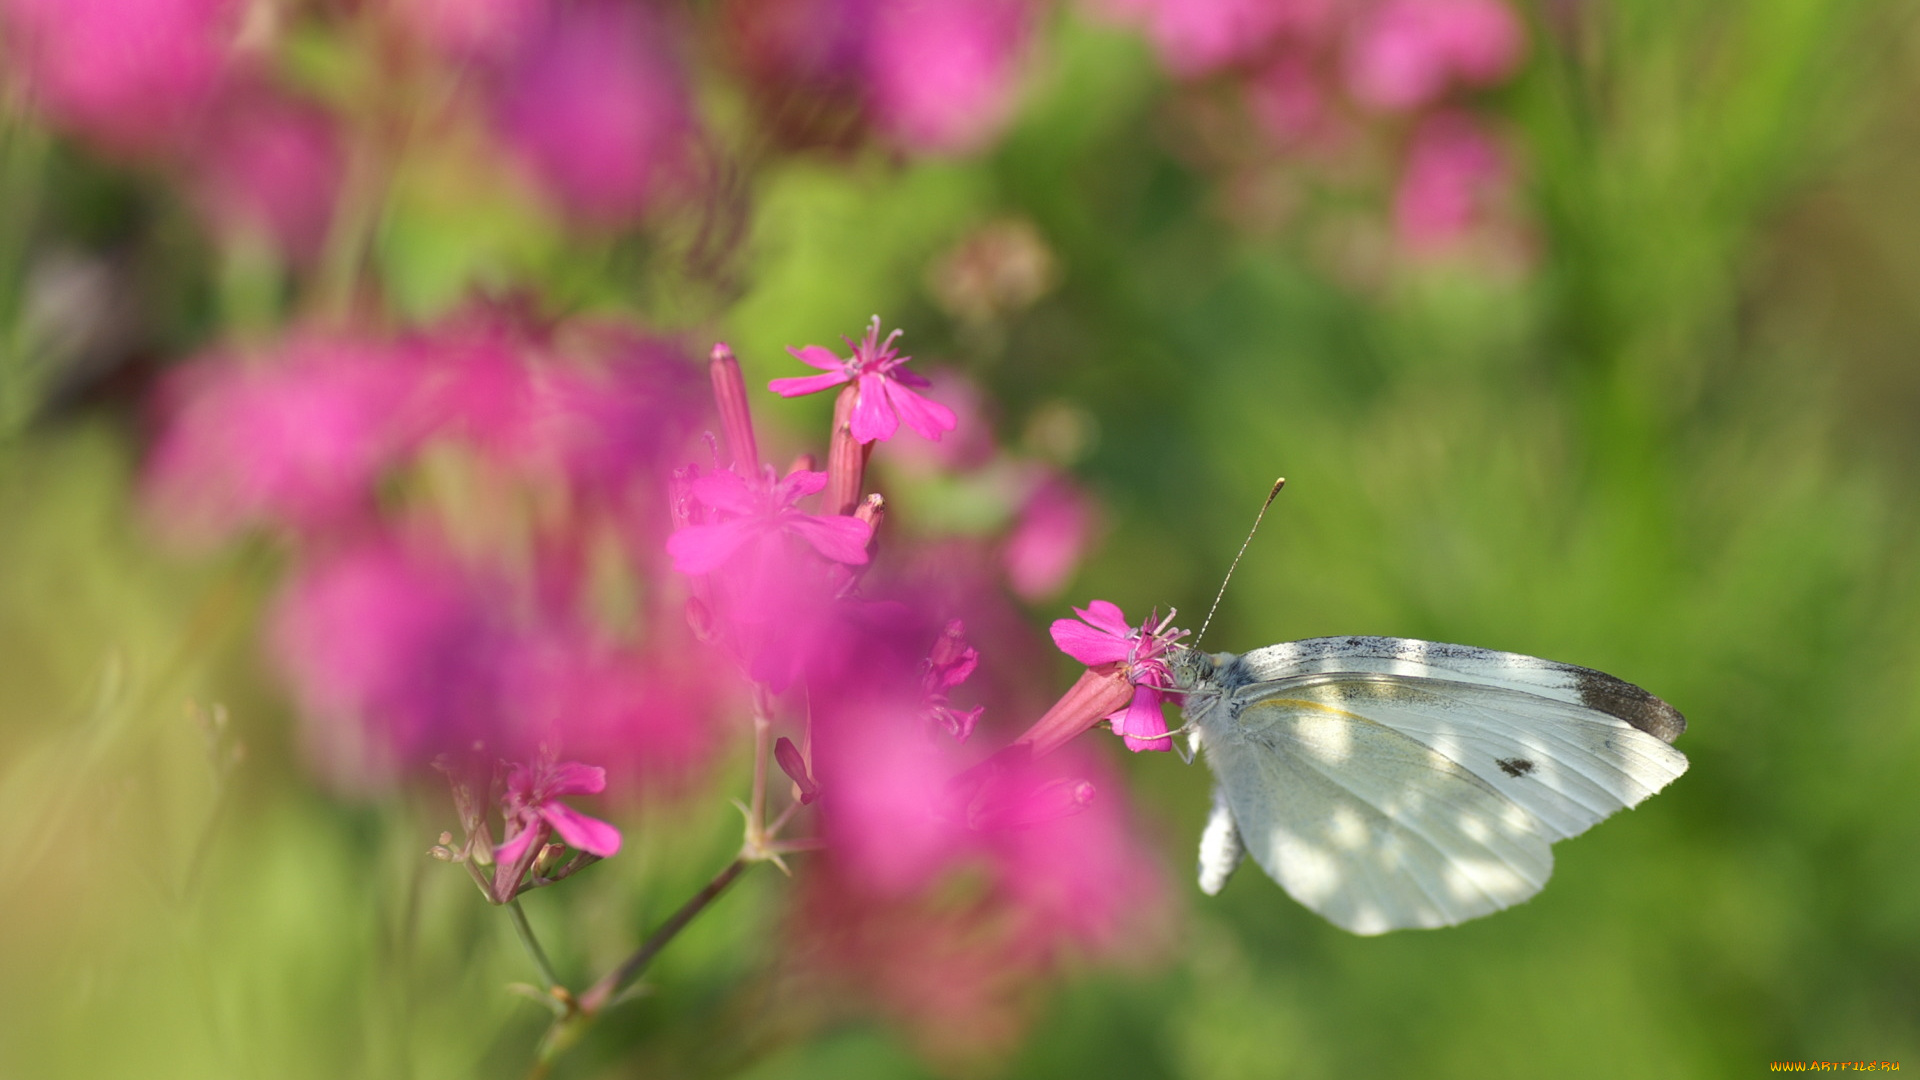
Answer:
top-left (409, 317), bottom-right (704, 493)
top-left (1245, 51), bottom-right (1327, 146)
top-left (921, 618), bottom-right (983, 742)
top-left (1049, 600), bottom-right (1184, 751)
top-left (496, 758), bottom-right (622, 865)
top-left (388, 0), bottom-right (551, 62)
top-left (272, 539), bottom-right (512, 791)
top-left (793, 740), bottom-right (1169, 1061)
top-left (146, 338), bottom-right (426, 540)
top-left (0, 0), bottom-right (240, 154)
top-left (1345, 0), bottom-right (1523, 112)
top-left (983, 746), bottom-right (1168, 951)
top-left (492, 0), bottom-right (695, 222)
top-left (667, 466), bottom-right (873, 575)
top-left (1088, 0), bottom-right (1328, 77)
top-left (866, 0), bottom-right (1030, 154)
top-left (1003, 471), bottom-right (1095, 600)
top-left (500, 628), bottom-right (724, 789)
top-left (1393, 109), bottom-right (1510, 250)
top-left (190, 86), bottom-right (343, 260)
top-left (727, 0), bottom-right (869, 89)
top-left (771, 317), bottom-right (957, 443)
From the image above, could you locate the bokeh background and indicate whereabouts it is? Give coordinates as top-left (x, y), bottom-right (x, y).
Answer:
top-left (3, 0), bottom-right (1918, 1077)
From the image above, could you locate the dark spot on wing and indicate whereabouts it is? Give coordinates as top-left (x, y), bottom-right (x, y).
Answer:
top-left (1572, 667), bottom-right (1687, 743)
top-left (1496, 757), bottom-right (1534, 778)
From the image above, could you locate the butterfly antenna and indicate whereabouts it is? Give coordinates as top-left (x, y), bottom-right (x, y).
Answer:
top-left (1196, 477), bottom-right (1285, 646)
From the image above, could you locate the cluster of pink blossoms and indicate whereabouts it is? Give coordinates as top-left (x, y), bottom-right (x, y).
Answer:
top-left (662, 319), bottom-right (1176, 1056)
top-left (143, 303), bottom-right (1179, 1045)
top-left (0, 0), bottom-right (1044, 265)
top-left (146, 309), bottom-right (725, 800)
top-left (1089, 0), bottom-right (1530, 257)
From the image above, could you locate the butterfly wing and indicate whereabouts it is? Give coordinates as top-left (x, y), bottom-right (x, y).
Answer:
top-left (1200, 642), bottom-right (1688, 934)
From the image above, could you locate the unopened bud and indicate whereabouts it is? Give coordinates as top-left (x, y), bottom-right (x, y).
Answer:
top-left (709, 343), bottom-right (760, 473)
top-left (825, 385), bottom-right (874, 515)
top-left (774, 736), bottom-right (820, 805)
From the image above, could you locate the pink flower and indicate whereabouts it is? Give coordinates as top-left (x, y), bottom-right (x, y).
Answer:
top-left (921, 618), bottom-right (983, 741)
top-left (770, 317), bottom-right (957, 443)
top-left (1048, 600), bottom-right (1185, 752)
top-left (1392, 109), bottom-right (1510, 250)
top-left (189, 85), bottom-right (343, 260)
top-left (1087, 0), bottom-right (1328, 78)
top-left (1245, 52), bottom-right (1327, 147)
top-left (271, 539), bottom-right (511, 791)
top-left (667, 466), bottom-right (873, 576)
top-left (145, 338), bottom-right (426, 540)
top-left (866, 0), bottom-right (1030, 155)
top-left (497, 625), bottom-right (724, 789)
top-left (408, 316), bottom-right (703, 493)
top-left (496, 758), bottom-right (622, 865)
top-left (1346, 0), bottom-right (1523, 113)
top-left (1003, 472), bottom-right (1095, 600)
top-left (0, 0), bottom-right (240, 155)
top-left (388, 0), bottom-right (551, 62)
top-left (792, 739), bottom-right (1170, 1060)
top-left (492, 0), bottom-right (695, 222)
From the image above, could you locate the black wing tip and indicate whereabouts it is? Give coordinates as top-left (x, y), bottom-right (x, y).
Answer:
top-left (1571, 667), bottom-right (1687, 744)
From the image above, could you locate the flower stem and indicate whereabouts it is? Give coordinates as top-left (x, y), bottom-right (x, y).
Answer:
top-left (575, 857), bottom-right (751, 1015)
top-left (748, 688), bottom-right (773, 845)
top-left (506, 898), bottom-right (560, 992)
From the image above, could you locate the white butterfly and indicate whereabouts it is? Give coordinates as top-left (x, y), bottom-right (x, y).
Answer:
top-left (1171, 636), bottom-right (1688, 935)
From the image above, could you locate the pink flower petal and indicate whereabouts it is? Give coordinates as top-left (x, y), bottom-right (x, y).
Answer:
top-left (848, 373), bottom-right (902, 442)
top-left (1050, 618), bottom-right (1131, 665)
top-left (495, 818), bottom-right (544, 865)
top-left (769, 371), bottom-right (852, 397)
top-left (689, 470), bottom-right (757, 515)
top-left (667, 518), bottom-right (761, 575)
top-left (503, 761), bottom-right (537, 801)
top-left (786, 513), bottom-right (874, 565)
top-left (1076, 599), bottom-right (1132, 637)
top-left (787, 343), bottom-right (848, 371)
top-left (774, 468), bottom-right (829, 502)
top-left (1116, 685), bottom-right (1172, 752)
top-left (545, 761), bottom-right (607, 795)
top-left (889, 366), bottom-right (932, 388)
top-left (540, 802), bottom-right (623, 856)
top-left (883, 378), bottom-right (958, 440)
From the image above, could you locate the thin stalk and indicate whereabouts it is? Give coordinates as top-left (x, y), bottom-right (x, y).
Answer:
top-left (575, 857), bottom-right (750, 1015)
top-left (747, 689), bottom-right (774, 846)
top-left (506, 899), bottom-right (560, 992)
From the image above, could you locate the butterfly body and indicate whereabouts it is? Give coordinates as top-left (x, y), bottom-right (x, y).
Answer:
top-left (1173, 637), bottom-right (1688, 935)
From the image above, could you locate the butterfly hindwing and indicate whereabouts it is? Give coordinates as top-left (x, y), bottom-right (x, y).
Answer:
top-left (1206, 690), bottom-right (1553, 934)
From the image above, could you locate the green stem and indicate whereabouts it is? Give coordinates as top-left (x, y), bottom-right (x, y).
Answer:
top-left (506, 899), bottom-right (560, 992)
top-left (575, 857), bottom-right (750, 1015)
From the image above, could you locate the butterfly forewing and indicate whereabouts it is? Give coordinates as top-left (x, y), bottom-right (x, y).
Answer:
top-left (1235, 674), bottom-right (1688, 842)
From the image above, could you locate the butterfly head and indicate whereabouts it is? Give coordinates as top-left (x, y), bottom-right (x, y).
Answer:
top-left (1168, 644), bottom-right (1221, 692)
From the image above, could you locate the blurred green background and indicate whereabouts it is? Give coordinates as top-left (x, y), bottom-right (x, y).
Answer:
top-left (4, 2), bottom-right (1919, 1077)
